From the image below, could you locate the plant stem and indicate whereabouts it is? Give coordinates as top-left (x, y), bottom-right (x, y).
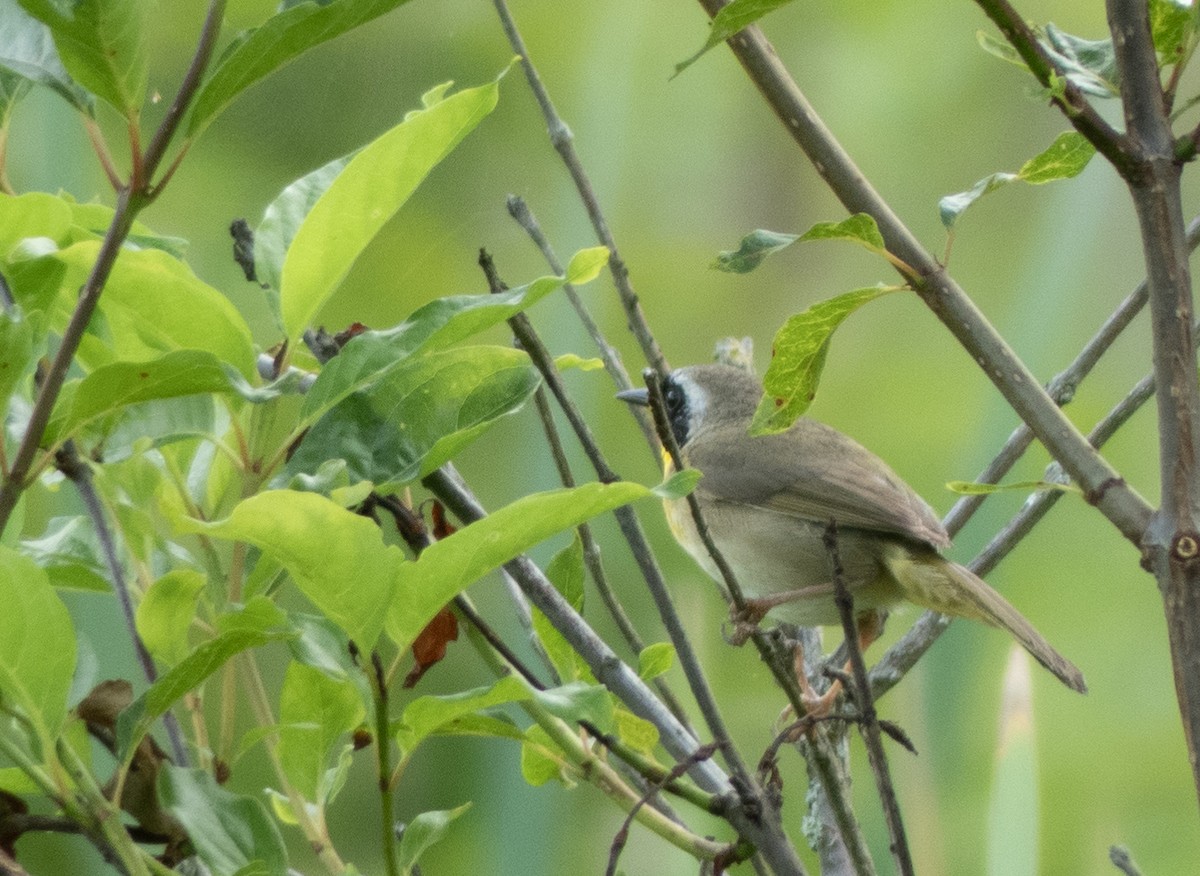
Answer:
top-left (369, 652), bottom-right (399, 876)
top-left (0, 0), bottom-right (228, 538)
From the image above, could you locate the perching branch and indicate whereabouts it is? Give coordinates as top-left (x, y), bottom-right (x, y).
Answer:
top-left (1105, 0), bottom-right (1200, 809)
top-left (691, 0), bottom-right (1154, 549)
top-left (423, 465), bottom-right (809, 876)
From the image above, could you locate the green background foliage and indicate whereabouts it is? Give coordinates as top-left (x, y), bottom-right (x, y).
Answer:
top-left (1, 1), bottom-right (1182, 874)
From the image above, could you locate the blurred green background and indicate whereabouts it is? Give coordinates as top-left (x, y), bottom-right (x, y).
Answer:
top-left (5, 0), bottom-right (1194, 873)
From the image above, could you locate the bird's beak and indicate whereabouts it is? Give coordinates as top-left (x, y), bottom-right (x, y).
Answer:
top-left (616, 387), bottom-right (650, 406)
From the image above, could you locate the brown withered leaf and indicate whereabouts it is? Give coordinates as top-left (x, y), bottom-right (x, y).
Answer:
top-left (404, 606), bottom-right (459, 689)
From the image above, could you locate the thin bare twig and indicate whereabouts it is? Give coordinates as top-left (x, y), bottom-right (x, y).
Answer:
top-left (53, 441), bottom-right (189, 768)
top-left (1109, 845), bottom-right (1144, 876)
top-left (823, 523), bottom-right (913, 876)
top-left (492, 0), bottom-right (668, 379)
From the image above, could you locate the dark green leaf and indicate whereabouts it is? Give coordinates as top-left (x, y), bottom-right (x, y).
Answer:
top-left (711, 229), bottom-right (798, 274)
top-left (279, 73), bottom-right (505, 339)
top-left (288, 346), bottom-right (541, 490)
top-left (92, 393), bottom-right (216, 462)
top-left (186, 0), bottom-right (417, 138)
top-left (44, 350), bottom-right (235, 447)
top-left (751, 286), bottom-right (900, 433)
top-left (1043, 24), bottom-right (1118, 97)
top-left (397, 804), bottom-right (472, 875)
top-left (386, 481), bottom-right (655, 651)
top-left (16, 0), bottom-right (149, 116)
top-left (0, 547), bottom-right (77, 743)
top-left (0, 1), bottom-right (93, 113)
top-left (180, 490), bottom-right (405, 650)
top-left (297, 247), bottom-right (607, 426)
top-left (287, 613), bottom-right (360, 681)
top-left (159, 766), bottom-right (289, 876)
top-left (531, 681), bottom-right (614, 733)
top-left (675, 0), bottom-right (795, 76)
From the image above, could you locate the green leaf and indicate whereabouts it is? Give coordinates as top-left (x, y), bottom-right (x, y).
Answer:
top-left (297, 247), bottom-right (607, 424)
top-left (44, 350), bottom-right (236, 447)
top-left (798, 213), bottom-right (887, 252)
top-left (0, 2), bottom-right (92, 113)
top-left (652, 468), bottom-right (703, 500)
top-left (397, 675), bottom-right (530, 755)
top-left (386, 481), bottom-right (654, 651)
top-left (945, 479), bottom-right (1079, 496)
top-left (279, 72), bottom-right (505, 340)
top-left (1150, 0), bottom-right (1198, 63)
top-left (253, 153), bottom-right (351, 296)
top-left (711, 229), bottom-right (798, 274)
top-left (0, 547), bottom-right (77, 743)
top-left (135, 570), bottom-right (206, 666)
top-left (159, 766), bottom-right (289, 876)
top-left (520, 724), bottom-right (563, 787)
top-left (751, 285), bottom-right (901, 433)
top-left (0, 308), bottom-right (34, 405)
top-left (614, 707), bottom-right (659, 754)
top-left (985, 650), bottom-right (1039, 876)
top-left (939, 172), bottom-right (1019, 228)
top-left (675, 0), bottom-right (796, 76)
top-left (0, 191), bottom-right (74, 255)
top-left (50, 242), bottom-right (256, 377)
top-left (531, 681), bottom-right (614, 733)
top-left (637, 642), bottom-right (675, 681)
top-left (1043, 24), bottom-right (1118, 98)
top-left (18, 515), bottom-right (109, 591)
top-left (533, 535), bottom-right (587, 682)
top-left (288, 345), bottom-right (541, 489)
top-left (278, 662), bottom-right (365, 803)
top-left (186, 0), bottom-right (417, 138)
top-left (180, 490), bottom-right (405, 650)
top-left (16, 0), bottom-right (149, 116)
top-left (117, 625), bottom-right (293, 759)
top-left (940, 132), bottom-right (1096, 229)
top-left (1016, 132), bottom-right (1095, 184)
top-left (397, 804), bottom-right (472, 875)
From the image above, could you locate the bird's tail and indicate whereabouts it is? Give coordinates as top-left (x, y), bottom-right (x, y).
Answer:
top-left (884, 546), bottom-right (1087, 694)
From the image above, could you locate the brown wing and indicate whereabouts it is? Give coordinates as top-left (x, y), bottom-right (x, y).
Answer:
top-left (686, 417), bottom-right (950, 549)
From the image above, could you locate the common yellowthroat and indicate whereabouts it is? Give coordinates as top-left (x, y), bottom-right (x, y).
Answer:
top-left (620, 363), bottom-right (1086, 694)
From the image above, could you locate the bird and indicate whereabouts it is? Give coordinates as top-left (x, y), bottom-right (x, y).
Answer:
top-left (619, 363), bottom-right (1086, 698)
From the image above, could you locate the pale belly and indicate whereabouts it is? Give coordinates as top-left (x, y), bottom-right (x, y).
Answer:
top-left (663, 495), bottom-right (906, 627)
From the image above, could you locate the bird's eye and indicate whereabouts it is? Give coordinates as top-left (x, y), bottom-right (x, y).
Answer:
top-left (664, 384), bottom-right (684, 416)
